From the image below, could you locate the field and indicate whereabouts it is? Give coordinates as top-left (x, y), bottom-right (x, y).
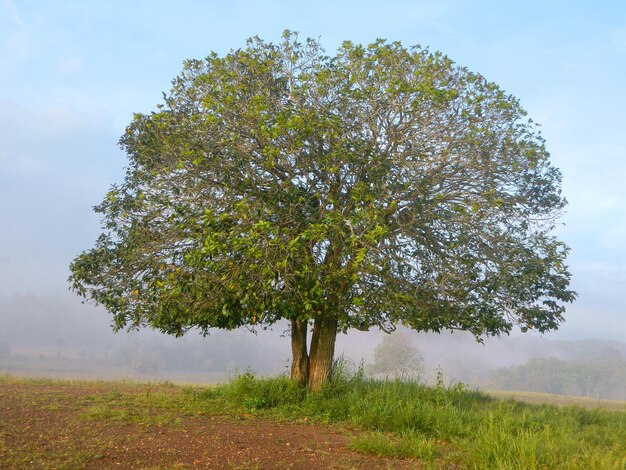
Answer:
top-left (486, 390), bottom-right (626, 411)
top-left (1, 374), bottom-right (625, 469)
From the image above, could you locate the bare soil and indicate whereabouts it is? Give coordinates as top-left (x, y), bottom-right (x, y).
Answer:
top-left (0, 380), bottom-right (421, 469)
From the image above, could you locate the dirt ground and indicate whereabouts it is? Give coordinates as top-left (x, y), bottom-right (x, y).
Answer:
top-left (0, 380), bottom-right (421, 469)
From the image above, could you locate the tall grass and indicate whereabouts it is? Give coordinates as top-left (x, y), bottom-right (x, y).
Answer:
top-left (196, 364), bottom-right (626, 469)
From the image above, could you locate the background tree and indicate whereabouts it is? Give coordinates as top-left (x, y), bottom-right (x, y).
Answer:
top-left (70, 32), bottom-right (575, 391)
top-left (369, 332), bottom-right (424, 379)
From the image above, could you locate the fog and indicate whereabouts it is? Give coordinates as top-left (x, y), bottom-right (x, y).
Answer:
top-left (2, 292), bottom-right (624, 399)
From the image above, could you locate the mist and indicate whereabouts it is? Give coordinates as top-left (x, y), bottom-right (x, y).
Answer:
top-left (2, 291), bottom-right (624, 399)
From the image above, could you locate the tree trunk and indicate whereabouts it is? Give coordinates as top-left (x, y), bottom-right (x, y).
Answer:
top-left (290, 319), bottom-right (309, 387)
top-left (308, 316), bottom-right (338, 392)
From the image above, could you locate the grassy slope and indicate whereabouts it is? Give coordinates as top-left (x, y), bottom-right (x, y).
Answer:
top-left (205, 371), bottom-right (626, 469)
top-left (487, 390), bottom-right (626, 411)
top-left (2, 374), bottom-right (625, 469)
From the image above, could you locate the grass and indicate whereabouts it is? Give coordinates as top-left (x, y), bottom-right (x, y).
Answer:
top-left (487, 389), bottom-right (626, 411)
top-left (195, 366), bottom-right (626, 469)
top-left (349, 431), bottom-right (440, 460)
top-left (2, 372), bottom-right (625, 469)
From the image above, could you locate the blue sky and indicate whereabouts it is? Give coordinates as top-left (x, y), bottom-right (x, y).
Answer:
top-left (1, 0), bottom-right (625, 340)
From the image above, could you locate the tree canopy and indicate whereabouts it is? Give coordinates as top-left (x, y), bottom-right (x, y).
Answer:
top-left (69, 32), bottom-right (575, 389)
top-left (369, 332), bottom-right (424, 379)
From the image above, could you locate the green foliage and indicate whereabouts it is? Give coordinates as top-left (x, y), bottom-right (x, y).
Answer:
top-left (70, 32), bottom-right (574, 345)
top-left (209, 372), bottom-right (626, 469)
top-left (218, 370), bottom-right (305, 411)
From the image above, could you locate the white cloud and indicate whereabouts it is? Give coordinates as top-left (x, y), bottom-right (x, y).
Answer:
top-left (0, 150), bottom-right (49, 175)
top-left (574, 260), bottom-right (626, 281)
top-left (0, 100), bottom-right (109, 138)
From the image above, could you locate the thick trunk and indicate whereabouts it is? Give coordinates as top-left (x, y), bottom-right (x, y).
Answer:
top-left (290, 319), bottom-right (309, 387)
top-left (308, 316), bottom-right (338, 392)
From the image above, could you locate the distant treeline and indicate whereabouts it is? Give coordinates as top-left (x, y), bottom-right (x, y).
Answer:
top-left (1, 293), bottom-right (626, 399)
top-left (488, 357), bottom-right (626, 400)
top-left (0, 334), bottom-right (287, 380)
top-left (0, 293), bottom-right (289, 378)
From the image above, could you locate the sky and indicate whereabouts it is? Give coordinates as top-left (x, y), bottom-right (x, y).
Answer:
top-left (1, 0), bottom-right (625, 341)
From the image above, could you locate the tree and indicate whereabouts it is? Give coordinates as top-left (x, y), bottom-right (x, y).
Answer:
top-left (369, 332), bottom-right (424, 379)
top-left (69, 32), bottom-right (575, 391)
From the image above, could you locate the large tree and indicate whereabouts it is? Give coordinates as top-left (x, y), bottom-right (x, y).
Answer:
top-left (70, 32), bottom-right (575, 390)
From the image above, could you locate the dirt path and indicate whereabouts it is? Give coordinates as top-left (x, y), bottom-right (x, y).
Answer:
top-left (0, 381), bottom-right (420, 469)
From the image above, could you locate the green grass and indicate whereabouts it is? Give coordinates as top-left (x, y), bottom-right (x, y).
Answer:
top-left (196, 368), bottom-right (626, 469)
top-left (3, 373), bottom-right (625, 468)
top-left (349, 431), bottom-right (440, 460)
top-left (487, 389), bottom-right (626, 411)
